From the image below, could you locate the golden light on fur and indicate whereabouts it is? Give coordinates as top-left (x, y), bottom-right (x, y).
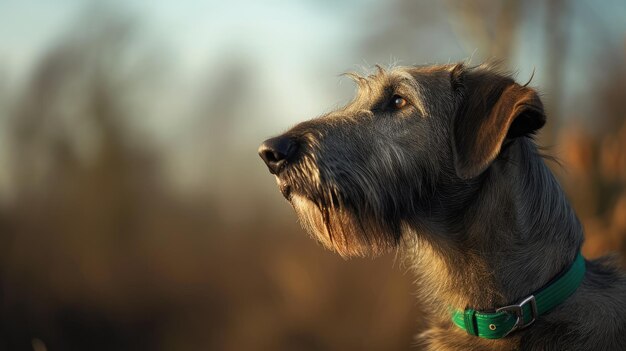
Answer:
top-left (290, 194), bottom-right (394, 258)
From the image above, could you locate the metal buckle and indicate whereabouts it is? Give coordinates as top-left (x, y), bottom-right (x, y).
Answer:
top-left (495, 295), bottom-right (538, 337)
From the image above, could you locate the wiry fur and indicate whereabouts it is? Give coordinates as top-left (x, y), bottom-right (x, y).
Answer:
top-left (259, 63), bottom-right (626, 350)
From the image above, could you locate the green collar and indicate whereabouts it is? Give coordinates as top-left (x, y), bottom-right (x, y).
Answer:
top-left (451, 252), bottom-right (586, 339)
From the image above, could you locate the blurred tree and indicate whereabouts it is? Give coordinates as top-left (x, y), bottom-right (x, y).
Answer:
top-left (543, 0), bottom-right (571, 144)
top-left (0, 11), bottom-right (166, 350)
top-left (446, 0), bottom-right (521, 60)
top-left (358, 0), bottom-right (463, 65)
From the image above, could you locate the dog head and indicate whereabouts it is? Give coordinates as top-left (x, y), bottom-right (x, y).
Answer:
top-left (259, 63), bottom-right (545, 257)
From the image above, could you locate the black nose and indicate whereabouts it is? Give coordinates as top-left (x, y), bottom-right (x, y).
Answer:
top-left (258, 136), bottom-right (298, 174)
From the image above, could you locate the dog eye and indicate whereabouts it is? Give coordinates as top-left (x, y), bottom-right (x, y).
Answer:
top-left (392, 95), bottom-right (408, 110)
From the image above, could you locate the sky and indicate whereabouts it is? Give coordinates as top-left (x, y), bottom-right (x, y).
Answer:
top-left (0, 0), bottom-right (363, 88)
top-left (0, 0), bottom-right (381, 195)
top-left (2, 0), bottom-right (625, 116)
top-left (1, 0), bottom-right (625, 194)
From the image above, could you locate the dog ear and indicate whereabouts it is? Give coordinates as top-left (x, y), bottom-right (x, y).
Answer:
top-left (450, 64), bottom-right (546, 179)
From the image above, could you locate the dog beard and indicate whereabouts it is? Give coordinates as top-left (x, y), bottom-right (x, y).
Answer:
top-left (290, 194), bottom-right (399, 257)
top-left (284, 176), bottom-right (401, 258)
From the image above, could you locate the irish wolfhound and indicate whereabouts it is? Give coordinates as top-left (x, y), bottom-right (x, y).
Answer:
top-left (258, 63), bottom-right (626, 350)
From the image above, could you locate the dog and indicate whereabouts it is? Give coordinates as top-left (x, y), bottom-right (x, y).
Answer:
top-left (258, 63), bottom-right (626, 350)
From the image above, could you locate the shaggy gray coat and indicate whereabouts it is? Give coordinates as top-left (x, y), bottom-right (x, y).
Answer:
top-left (259, 63), bottom-right (626, 350)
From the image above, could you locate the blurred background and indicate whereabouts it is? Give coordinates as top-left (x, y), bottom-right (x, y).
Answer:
top-left (0, 1), bottom-right (625, 350)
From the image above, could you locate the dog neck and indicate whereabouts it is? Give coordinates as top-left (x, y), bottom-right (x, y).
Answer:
top-left (406, 137), bottom-right (584, 318)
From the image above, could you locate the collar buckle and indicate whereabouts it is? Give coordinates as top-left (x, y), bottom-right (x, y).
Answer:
top-left (495, 295), bottom-right (538, 337)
